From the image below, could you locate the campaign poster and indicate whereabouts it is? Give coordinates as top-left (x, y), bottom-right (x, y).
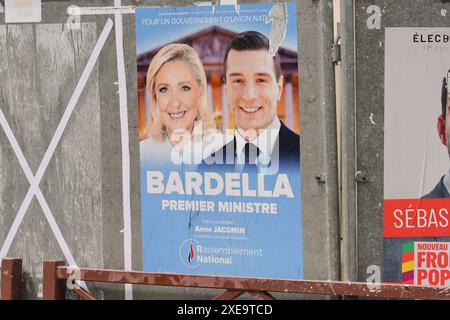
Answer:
top-left (384, 28), bottom-right (450, 284)
top-left (136, 3), bottom-right (303, 279)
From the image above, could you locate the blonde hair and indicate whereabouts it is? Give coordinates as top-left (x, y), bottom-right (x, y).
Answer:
top-left (145, 43), bottom-right (215, 141)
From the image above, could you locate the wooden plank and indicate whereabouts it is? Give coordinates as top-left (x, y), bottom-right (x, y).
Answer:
top-left (248, 291), bottom-right (276, 300)
top-left (1, 258), bottom-right (22, 300)
top-left (43, 261), bottom-right (66, 300)
top-left (73, 286), bottom-right (96, 300)
top-left (55, 265), bottom-right (450, 300)
top-left (213, 290), bottom-right (245, 300)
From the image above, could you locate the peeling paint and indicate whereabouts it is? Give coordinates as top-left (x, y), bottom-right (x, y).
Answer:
top-left (267, 3), bottom-right (288, 57)
top-left (369, 113), bottom-right (376, 125)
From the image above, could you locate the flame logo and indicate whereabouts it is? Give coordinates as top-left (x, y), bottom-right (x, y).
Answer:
top-left (187, 241), bottom-right (195, 264)
top-left (180, 239), bottom-right (200, 268)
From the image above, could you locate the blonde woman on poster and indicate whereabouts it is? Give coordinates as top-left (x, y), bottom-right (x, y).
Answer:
top-left (140, 43), bottom-right (219, 166)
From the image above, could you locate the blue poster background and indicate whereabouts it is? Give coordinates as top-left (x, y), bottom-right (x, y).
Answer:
top-left (137, 3), bottom-right (303, 280)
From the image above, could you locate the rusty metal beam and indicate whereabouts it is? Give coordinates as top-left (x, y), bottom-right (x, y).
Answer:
top-left (43, 261), bottom-right (66, 300)
top-left (248, 291), bottom-right (276, 300)
top-left (73, 286), bottom-right (96, 300)
top-left (54, 265), bottom-right (450, 300)
top-left (1, 258), bottom-right (22, 300)
top-left (213, 290), bottom-right (245, 300)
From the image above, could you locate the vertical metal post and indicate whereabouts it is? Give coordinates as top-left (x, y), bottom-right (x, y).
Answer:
top-left (319, 0), bottom-right (341, 281)
top-left (43, 261), bottom-right (66, 300)
top-left (1, 258), bottom-right (22, 300)
top-left (339, 0), bottom-right (358, 282)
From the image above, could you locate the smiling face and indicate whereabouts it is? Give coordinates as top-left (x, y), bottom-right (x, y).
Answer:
top-left (154, 59), bottom-right (203, 138)
top-left (225, 49), bottom-right (283, 134)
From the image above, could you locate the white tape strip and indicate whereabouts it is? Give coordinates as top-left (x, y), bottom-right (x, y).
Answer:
top-left (0, 173), bottom-right (34, 259)
top-left (0, 102), bottom-right (91, 291)
top-left (0, 106), bottom-right (38, 260)
top-left (0, 19), bottom-right (113, 292)
top-left (67, 6), bottom-right (135, 16)
top-left (114, 0), bottom-right (133, 301)
top-left (34, 19), bottom-right (113, 185)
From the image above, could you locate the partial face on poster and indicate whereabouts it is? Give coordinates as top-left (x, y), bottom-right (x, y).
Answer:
top-left (154, 59), bottom-right (204, 138)
top-left (136, 3), bottom-right (303, 279)
top-left (384, 28), bottom-right (450, 285)
top-left (225, 48), bottom-right (283, 133)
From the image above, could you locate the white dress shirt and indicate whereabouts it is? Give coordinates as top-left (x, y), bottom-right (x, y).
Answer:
top-left (234, 117), bottom-right (281, 165)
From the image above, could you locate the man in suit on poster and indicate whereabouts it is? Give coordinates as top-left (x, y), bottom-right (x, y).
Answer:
top-left (384, 69), bottom-right (450, 283)
top-left (423, 70), bottom-right (450, 198)
top-left (204, 31), bottom-right (300, 173)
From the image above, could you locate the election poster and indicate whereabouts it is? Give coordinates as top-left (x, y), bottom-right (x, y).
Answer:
top-left (384, 28), bottom-right (450, 284)
top-left (136, 3), bottom-right (303, 279)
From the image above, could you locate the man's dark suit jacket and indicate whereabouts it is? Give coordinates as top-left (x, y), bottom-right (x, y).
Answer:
top-left (384, 175), bottom-right (450, 282)
top-left (422, 176), bottom-right (450, 198)
top-left (203, 120), bottom-right (300, 170)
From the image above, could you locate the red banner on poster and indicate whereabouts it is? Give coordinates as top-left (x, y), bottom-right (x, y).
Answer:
top-left (384, 199), bottom-right (450, 238)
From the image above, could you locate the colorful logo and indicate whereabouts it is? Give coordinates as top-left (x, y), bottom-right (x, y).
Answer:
top-left (401, 242), bottom-right (414, 284)
top-left (179, 239), bottom-right (200, 269)
top-left (400, 241), bottom-right (450, 286)
top-left (188, 241), bottom-right (195, 264)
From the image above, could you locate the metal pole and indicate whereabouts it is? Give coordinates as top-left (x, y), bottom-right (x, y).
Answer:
top-left (319, 0), bottom-right (341, 281)
top-left (339, 0), bottom-right (358, 282)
